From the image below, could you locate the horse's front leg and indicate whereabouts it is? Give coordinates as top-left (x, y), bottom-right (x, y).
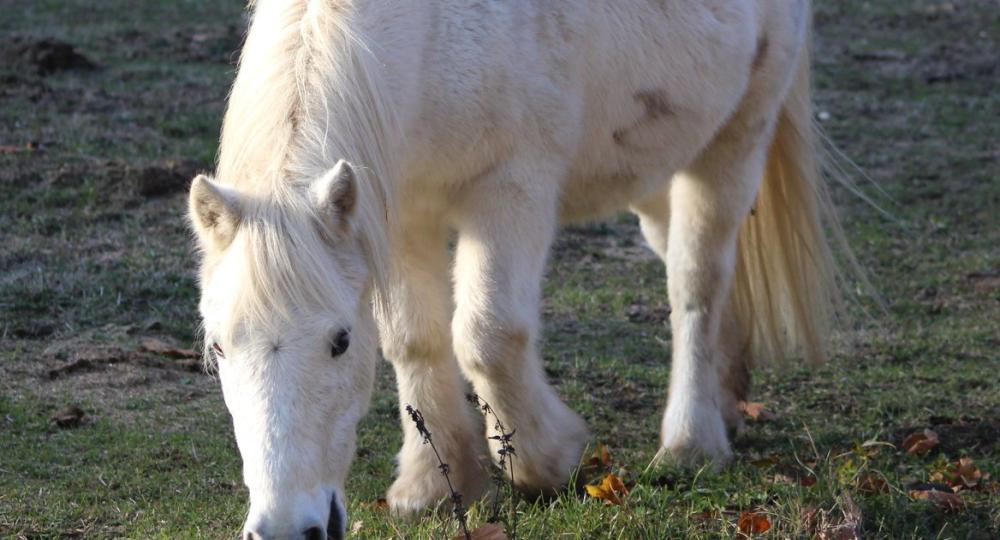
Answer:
top-left (451, 163), bottom-right (589, 494)
top-left (380, 215), bottom-right (490, 515)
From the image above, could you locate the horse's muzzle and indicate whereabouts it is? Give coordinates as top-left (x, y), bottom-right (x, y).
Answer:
top-left (242, 492), bottom-right (345, 540)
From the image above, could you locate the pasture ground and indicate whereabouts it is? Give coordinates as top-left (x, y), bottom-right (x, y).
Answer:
top-left (1, 1), bottom-right (998, 538)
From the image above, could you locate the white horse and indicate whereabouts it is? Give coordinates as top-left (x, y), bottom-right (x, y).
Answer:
top-left (189, 1), bottom-right (842, 538)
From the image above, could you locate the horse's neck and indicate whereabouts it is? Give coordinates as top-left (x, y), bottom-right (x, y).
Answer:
top-left (219, 0), bottom-right (402, 189)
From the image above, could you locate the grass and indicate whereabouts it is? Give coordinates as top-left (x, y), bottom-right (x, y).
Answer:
top-left (1, 0), bottom-right (998, 538)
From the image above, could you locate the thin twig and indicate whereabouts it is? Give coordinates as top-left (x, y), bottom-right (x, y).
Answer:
top-left (404, 405), bottom-right (471, 540)
top-left (467, 393), bottom-right (518, 539)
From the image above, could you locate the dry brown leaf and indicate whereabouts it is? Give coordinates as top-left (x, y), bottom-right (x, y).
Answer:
top-left (910, 489), bottom-right (964, 512)
top-left (581, 442), bottom-right (613, 477)
top-left (593, 443), bottom-right (612, 468)
top-left (855, 472), bottom-right (889, 495)
top-left (739, 401), bottom-right (777, 421)
top-left (141, 338), bottom-right (200, 359)
top-left (737, 510), bottom-right (772, 535)
top-left (361, 498), bottom-right (388, 510)
top-left (51, 405), bottom-right (85, 428)
top-left (799, 474), bottom-right (818, 487)
top-left (585, 473), bottom-right (629, 506)
top-left (901, 429), bottom-right (939, 455)
top-left (453, 523), bottom-right (508, 540)
top-left (931, 457), bottom-right (989, 491)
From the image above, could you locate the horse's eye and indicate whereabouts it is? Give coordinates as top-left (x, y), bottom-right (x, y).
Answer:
top-left (212, 342), bottom-right (225, 359)
top-left (331, 328), bottom-right (350, 358)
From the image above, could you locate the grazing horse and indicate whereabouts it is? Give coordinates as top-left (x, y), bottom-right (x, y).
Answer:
top-left (188, 0), bottom-right (842, 538)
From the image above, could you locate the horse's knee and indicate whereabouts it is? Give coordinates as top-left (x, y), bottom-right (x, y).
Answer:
top-left (381, 326), bottom-right (449, 364)
top-left (452, 310), bottom-right (533, 376)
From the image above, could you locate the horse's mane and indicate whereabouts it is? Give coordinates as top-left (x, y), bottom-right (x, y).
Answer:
top-left (216, 0), bottom-right (398, 317)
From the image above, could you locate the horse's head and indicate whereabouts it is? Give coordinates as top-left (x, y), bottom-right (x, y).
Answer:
top-left (189, 160), bottom-right (375, 540)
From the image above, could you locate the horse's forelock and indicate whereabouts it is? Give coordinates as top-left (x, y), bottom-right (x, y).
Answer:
top-left (208, 199), bottom-right (357, 348)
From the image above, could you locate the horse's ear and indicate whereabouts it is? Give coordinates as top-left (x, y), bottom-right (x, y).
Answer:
top-left (312, 159), bottom-right (357, 234)
top-left (189, 175), bottom-right (241, 249)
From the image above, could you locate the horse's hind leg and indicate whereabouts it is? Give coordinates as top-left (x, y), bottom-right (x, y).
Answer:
top-left (380, 214), bottom-right (490, 514)
top-left (631, 188), bottom-right (751, 437)
top-left (655, 0), bottom-right (809, 462)
top-left (658, 125), bottom-right (774, 464)
top-left (451, 160), bottom-right (589, 494)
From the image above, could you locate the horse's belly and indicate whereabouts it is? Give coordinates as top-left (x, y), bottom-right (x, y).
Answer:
top-left (557, 165), bottom-right (669, 223)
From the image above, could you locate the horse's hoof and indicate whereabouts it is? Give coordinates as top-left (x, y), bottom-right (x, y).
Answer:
top-left (658, 404), bottom-right (733, 469)
top-left (386, 453), bottom-right (490, 517)
top-left (501, 403), bottom-right (590, 494)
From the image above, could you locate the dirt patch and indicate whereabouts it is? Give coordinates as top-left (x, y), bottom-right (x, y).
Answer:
top-left (624, 300), bottom-right (671, 324)
top-left (111, 23), bottom-right (246, 65)
top-left (32, 158), bottom-right (206, 207)
top-left (1, 37), bottom-right (96, 76)
top-left (0, 328), bottom-right (217, 429)
top-left (127, 159), bottom-right (205, 197)
top-left (51, 404), bottom-right (86, 428)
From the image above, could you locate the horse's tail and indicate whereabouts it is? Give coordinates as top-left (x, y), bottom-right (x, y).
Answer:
top-left (730, 28), bottom-right (851, 365)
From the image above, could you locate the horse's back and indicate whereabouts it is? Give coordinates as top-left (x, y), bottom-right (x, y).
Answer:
top-left (380, 0), bottom-right (803, 221)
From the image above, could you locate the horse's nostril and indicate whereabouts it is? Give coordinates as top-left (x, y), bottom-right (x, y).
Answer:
top-left (303, 526), bottom-right (325, 540)
top-left (243, 532), bottom-right (257, 540)
top-left (328, 492), bottom-right (345, 540)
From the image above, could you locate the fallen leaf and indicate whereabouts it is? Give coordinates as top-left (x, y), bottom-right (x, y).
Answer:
top-left (580, 442), bottom-right (614, 480)
top-left (350, 520), bottom-right (364, 535)
top-left (361, 498), bottom-right (388, 510)
top-left (591, 443), bottom-right (612, 468)
top-left (901, 429), bottom-right (939, 455)
top-left (51, 405), bottom-right (85, 428)
top-left (453, 523), bottom-right (508, 540)
top-left (739, 401), bottom-right (777, 421)
top-left (910, 488), bottom-right (964, 512)
top-left (141, 338), bottom-right (200, 359)
top-left (931, 457), bottom-right (989, 491)
top-left (737, 510), bottom-right (772, 535)
top-left (855, 472), bottom-right (889, 495)
top-left (585, 473), bottom-right (629, 506)
top-left (799, 474), bottom-right (818, 487)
